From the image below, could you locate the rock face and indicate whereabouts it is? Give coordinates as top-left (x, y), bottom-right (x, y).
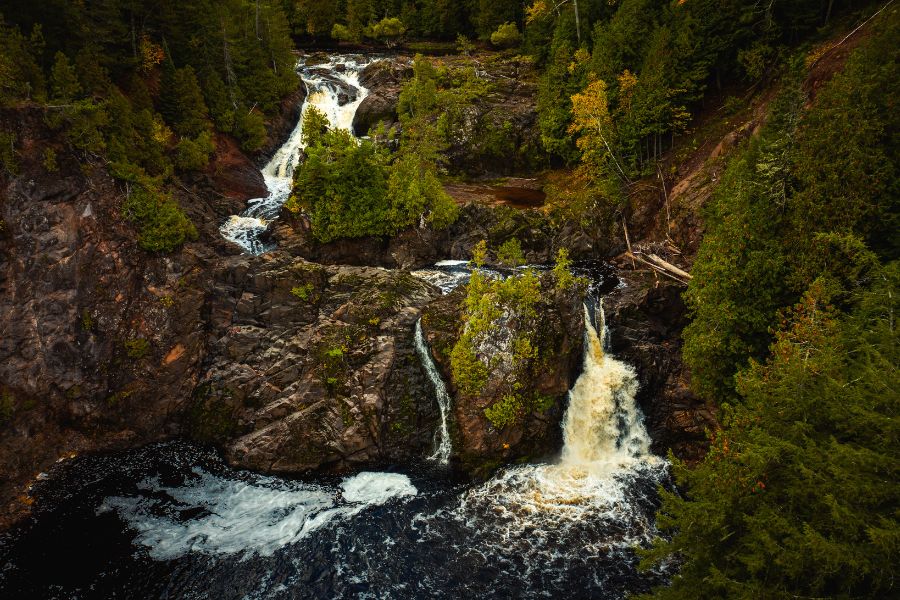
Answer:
top-left (421, 275), bottom-right (585, 471)
top-left (0, 107), bottom-right (226, 526)
top-left (273, 201), bottom-right (617, 271)
top-left (352, 59), bottom-right (411, 136)
top-left (199, 253), bottom-right (442, 473)
top-left (255, 86), bottom-right (308, 164)
top-left (603, 270), bottom-right (717, 462)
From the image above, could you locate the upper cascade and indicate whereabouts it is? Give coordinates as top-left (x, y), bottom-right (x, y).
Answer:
top-left (220, 55), bottom-right (377, 255)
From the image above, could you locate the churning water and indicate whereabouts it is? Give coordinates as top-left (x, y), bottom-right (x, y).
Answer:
top-left (220, 55), bottom-right (377, 254)
top-left (0, 289), bottom-right (671, 599)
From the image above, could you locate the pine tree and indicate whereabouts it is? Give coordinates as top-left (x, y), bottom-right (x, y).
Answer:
top-left (160, 65), bottom-right (210, 138)
top-left (49, 51), bottom-right (82, 103)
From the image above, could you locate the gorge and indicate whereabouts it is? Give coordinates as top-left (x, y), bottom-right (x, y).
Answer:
top-left (1, 2), bottom-right (896, 598)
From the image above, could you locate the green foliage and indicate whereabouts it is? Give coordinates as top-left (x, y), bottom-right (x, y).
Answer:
top-left (365, 17), bottom-right (406, 47)
top-left (684, 13), bottom-right (900, 402)
top-left (647, 14), bottom-right (900, 599)
top-left (0, 389), bottom-right (15, 423)
top-left (175, 131), bottom-right (214, 172)
top-left (160, 65), bottom-right (210, 138)
top-left (80, 308), bottom-right (94, 331)
top-left (331, 23), bottom-right (356, 43)
top-left (397, 55), bottom-right (491, 151)
top-left (483, 394), bottom-right (521, 429)
top-left (124, 337), bottom-right (150, 360)
top-left (497, 238), bottom-right (525, 267)
top-left (490, 22), bottom-right (521, 48)
top-left (291, 127), bottom-right (391, 242)
top-left (49, 51), bottom-right (81, 103)
top-left (290, 97), bottom-right (458, 243)
top-left (450, 243), bottom-right (551, 429)
top-left (456, 34), bottom-right (475, 56)
top-left (552, 247), bottom-right (584, 291)
top-left (42, 147), bottom-right (58, 172)
top-left (4, 0), bottom-right (298, 135)
top-left (0, 14), bottom-right (45, 105)
top-left (313, 327), bottom-right (352, 395)
top-left (233, 110), bottom-right (267, 152)
top-left (291, 283), bottom-right (315, 301)
top-left (300, 106), bottom-right (329, 148)
top-left (643, 267), bottom-right (900, 599)
top-left (123, 185), bottom-right (197, 253)
top-left (0, 130), bottom-right (17, 175)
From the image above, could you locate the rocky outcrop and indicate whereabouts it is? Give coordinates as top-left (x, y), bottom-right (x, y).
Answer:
top-left (273, 201), bottom-right (617, 270)
top-left (199, 253), bottom-right (442, 473)
top-left (0, 107), bottom-right (225, 527)
top-left (255, 85), bottom-right (308, 164)
top-left (353, 59), bottom-right (412, 136)
top-left (603, 269), bottom-right (717, 463)
top-left (421, 274), bottom-right (585, 472)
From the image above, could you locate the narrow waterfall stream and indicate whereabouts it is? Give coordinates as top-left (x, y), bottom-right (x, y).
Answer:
top-left (414, 319), bottom-right (453, 464)
top-left (220, 55), bottom-right (376, 254)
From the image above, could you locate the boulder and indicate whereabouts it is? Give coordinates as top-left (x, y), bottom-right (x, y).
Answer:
top-left (603, 269), bottom-right (717, 462)
top-left (352, 59), bottom-right (412, 137)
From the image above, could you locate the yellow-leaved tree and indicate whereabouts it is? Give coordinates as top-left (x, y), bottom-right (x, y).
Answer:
top-left (568, 78), bottom-right (627, 182)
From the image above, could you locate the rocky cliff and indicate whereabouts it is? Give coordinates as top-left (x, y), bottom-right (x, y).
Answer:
top-left (420, 273), bottom-right (586, 473)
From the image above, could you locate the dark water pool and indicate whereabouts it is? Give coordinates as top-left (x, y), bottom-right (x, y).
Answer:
top-left (0, 440), bottom-right (671, 599)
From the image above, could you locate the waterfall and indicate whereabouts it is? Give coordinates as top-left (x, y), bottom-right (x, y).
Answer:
top-left (414, 318), bottom-right (453, 464)
top-left (220, 55), bottom-right (377, 254)
top-left (560, 302), bottom-right (652, 470)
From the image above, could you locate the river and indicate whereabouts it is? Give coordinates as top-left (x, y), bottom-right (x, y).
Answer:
top-left (0, 56), bottom-right (672, 599)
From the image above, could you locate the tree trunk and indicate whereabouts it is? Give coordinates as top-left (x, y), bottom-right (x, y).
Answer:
top-left (573, 0), bottom-right (581, 44)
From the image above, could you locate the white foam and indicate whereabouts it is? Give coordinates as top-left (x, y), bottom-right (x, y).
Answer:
top-left (340, 472), bottom-right (418, 504)
top-left (99, 467), bottom-right (417, 560)
top-left (433, 260), bottom-right (469, 267)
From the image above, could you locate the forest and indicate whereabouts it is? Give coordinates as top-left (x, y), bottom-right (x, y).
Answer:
top-left (0, 0), bottom-right (896, 598)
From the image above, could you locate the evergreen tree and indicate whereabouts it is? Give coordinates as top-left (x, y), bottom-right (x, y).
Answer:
top-left (49, 51), bottom-right (81, 103)
top-left (160, 65), bottom-right (210, 138)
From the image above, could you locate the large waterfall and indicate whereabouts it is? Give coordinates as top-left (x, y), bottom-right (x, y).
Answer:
top-left (561, 303), bottom-right (654, 469)
top-left (220, 55), bottom-right (376, 254)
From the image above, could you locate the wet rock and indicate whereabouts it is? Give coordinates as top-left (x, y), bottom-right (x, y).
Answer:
top-left (255, 84), bottom-right (308, 165)
top-left (352, 59), bottom-right (412, 136)
top-left (420, 274), bottom-right (585, 473)
top-left (603, 270), bottom-right (717, 462)
top-left (199, 252), bottom-right (443, 473)
top-left (0, 107), bottom-right (222, 528)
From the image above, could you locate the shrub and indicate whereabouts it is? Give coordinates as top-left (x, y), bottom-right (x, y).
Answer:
top-left (497, 238), bottom-right (525, 267)
top-left (291, 283), bottom-right (314, 301)
top-left (175, 131), bottom-right (214, 171)
top-left (42, 147), bottom-right (58, 172)
top-left (365, 17), bottom-right (406, 48)
top-left (233, 110), bottom-right (267, 152)
top-left (123, 185), bottom-right (197, 253)
top-left (490, 22), bottom-right (521, 49)
top-left (124, 337), bottom-right (150, 359)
